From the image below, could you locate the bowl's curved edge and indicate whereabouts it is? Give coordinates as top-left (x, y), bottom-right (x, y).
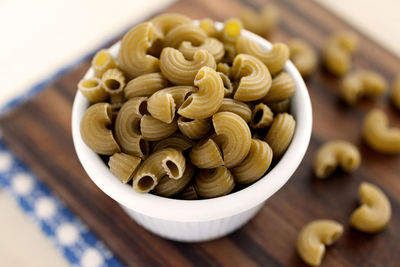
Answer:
top-left (71, 25), bottom-right (313, 222)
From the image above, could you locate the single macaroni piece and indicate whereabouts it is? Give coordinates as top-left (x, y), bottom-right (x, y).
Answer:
top-left (194, 166), bottom-right (235, 198)
top-left (313, 140), bottom-right (361, 179)
top-left (180, 184), bottom-right (198, 200)
top-left (102, 68), bottom-right (126, 95)
top-left (220, 18), bottom-right (243, 44)
top-left (150, 13), bottom-right (192, 38)
top-left (251, 103), bottom-right (274, 129)
top-left (108, 153), bottom-right (141, 183)
top-left (322, 31), bottom-right (359, 76)
top-left (189, 138), bottom-right (224, 168)
top-left (218, 98), bottom-right (252, 123)
top-left (236, 36), bottom-right (289, 74)
top-left (288, 39), bottom-right (317, 77)
top-left (80, 103), bottom-right (120, 155)
top-left (261, 72), bottom-right (295, 102)
top-left (350, 182), bottom-right (391, 233)
top-left (363, 109), bottom-right (400, 154)
top-left (268, 99), bottom-right (291, 113)
top-left (153, 162), bottom-right (195, 197)
top-left (160, 47), bottom-right (216, 85)
top-left (178, 117), bottom-right (211, 140)
top-left (297, 220), bottom-right (343, 267)
top-left (231, 54), bottom-right (272, 101)
top-left (239, 6), bottom-right (279, 37)
top-left (147, 86), bottom-right (196, 123)
top-left (151, 133), bottom-right (194, 152)
top-left (391, 75), bottom-right (400, 109)
top-left (219, 72), bottom-right (234, 97)
top-left (231, 139), bottom-right (273, 184)
top-left (115, 97), bottom-right (149, 158)
top-left (91, 49), bottom-right (117, 78)
top-left (124, 72), bottom-right (168, 99)
top-left (265, 112), bottom-right (295, 158)
top-left (199, 18), bottom-right (218, 37)
top-left (164, 24), bottom-right (207, 48)
top-left (217, 62), bottom-right (231, 77)
top-left (341, 70), bottom-right (387, 105)
top-left (213, 112), bottom-right (252, 168)
top-left (179, 38), bottom-right (225, 62)
top-left (132, 148), bottom-right (186, 193)
top-left (118, 23), bottom-right (161, 78)
top-left (140, 115), bottom-right (178, 141)
top-left (178, 66), bottom-right (224, 119)
top-left (78, 77), bottom-right (108, 103)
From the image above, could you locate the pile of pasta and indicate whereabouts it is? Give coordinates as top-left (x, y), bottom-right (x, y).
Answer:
top-left (78, 13), bottom-right (295, 199)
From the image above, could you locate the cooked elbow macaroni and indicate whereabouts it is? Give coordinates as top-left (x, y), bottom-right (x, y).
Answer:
top-left (340, 70), bottom-right (387, 105)
top-left (313, 140), bottom-right (361, 179)
top-left (350, 182), bottom-right (391, 233)
top-left (239, 6), bottom-right (279, 37)
top-left (297, 220), bottom-right (343, 266)
top-left (79, 14), bottom-right (297, 198)
top-left (363, 109), bottom-right (400, 154)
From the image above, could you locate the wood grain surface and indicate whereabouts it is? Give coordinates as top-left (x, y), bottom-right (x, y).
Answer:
top-left (1, 0), bottom-right (399, 266)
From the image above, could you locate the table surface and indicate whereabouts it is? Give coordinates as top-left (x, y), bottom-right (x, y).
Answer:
top-left (1, 0), bottom-right (400, 266)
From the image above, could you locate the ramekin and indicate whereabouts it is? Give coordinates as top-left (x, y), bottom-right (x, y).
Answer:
top-left (72, 22), bottom-right (312, 242)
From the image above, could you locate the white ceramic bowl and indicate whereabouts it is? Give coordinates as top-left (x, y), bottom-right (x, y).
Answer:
top-left (72, 22), bottom-right (312, 242)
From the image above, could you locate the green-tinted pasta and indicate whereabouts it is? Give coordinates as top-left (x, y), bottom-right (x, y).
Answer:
top-left (147, 86), bottom-right (196, 123)
top-left (322, 31), bottom-right (359, 76)
top-left (151, 133), bottom-right (194, 152)
top-left (164, 24), bottom-right (207, 48)
top-left (288, 38), bottom-right (317, 77)
top-left (213, 111), bottom-right (252, 168)
top-left (236, 36), bottom-right (289, 74)
top-left (199, 18), bottom-right (218, 38)
top-left (251, 103), bottom-right (274, 129)
top-left (160, 47), bottom-right (216, 85)
top-left (118, 23), bottom-right (161, 78)
top-left (217, 98), bottom-right (252, 123)
top-left (363, 109), bottom-right (400, 154)
top-left (189, 138), bottom-right (224, 168)
top-left (114, 97), bottom-right (149, 158)
top-left (140, 115), bottom-right (178, 141)
top-left (178, 66), bottom-right (224, 119)
top-left (179, 38), bottom-right (225, 62)
top-left (340, 70), bottom-right (387, 105)
top-left (194, 166), bottom-right (235, 198)
top-left (108, 153), bottom-right (141, 183)
top-left (124, 72), bottom-right (168, 99)
top-left (101, 68), bottom-right (126, 95)
top-left (180, 184), bottom-right (198, 200)
top-left (268, 98), bottom-right (291, 113)
top-left (153, 162), bottom-right (195, 197)
top-left (313, 140), bottom-right (361, 179)
top-left (350, 182), bottom-right (391, 233)
top-left (231, 54), bottom-right (272, 101)
top-left (132, 148), bottom-right (186, 193)
top-left (261, 72), bottom-right (295, 102)
top-left (218, 72), bottom-right (234, 97)
top-left (91, 49), bottom-right (117, 78)
top-left (178, 117), bottom-right (211, 140)
top-left (78, 77), bottom-right (108, 103)
top-left (297, 220), bottom-right (344, 266)
top-left (231, 139), bottom-right (273, 184)
top-left (264, 112), bottom-right (295, 158)
top-left (239, 6), bottom-right (279, 37)
top-left (80, 103), bottom-right (120, 155)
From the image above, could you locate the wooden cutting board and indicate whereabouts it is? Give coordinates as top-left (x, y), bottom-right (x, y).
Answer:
top-left (1, 0), bottom-right (399, 266)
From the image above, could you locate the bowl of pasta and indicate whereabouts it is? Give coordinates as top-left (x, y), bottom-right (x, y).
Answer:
top-left (72, 14), bottom-right (312, 242)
